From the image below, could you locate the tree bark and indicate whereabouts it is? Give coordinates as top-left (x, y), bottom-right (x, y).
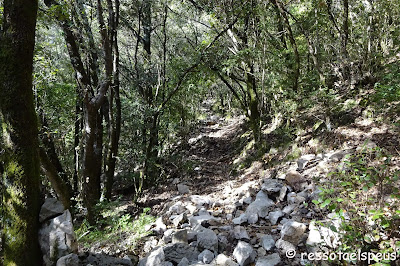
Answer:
top-left (104, 0), bottom-right (121, 200)
top-left (0, 0), bottom-right (42, 264)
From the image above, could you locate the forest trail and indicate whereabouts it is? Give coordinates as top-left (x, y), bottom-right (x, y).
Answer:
top-left (138, 112), bottom-right (252, 217)
top-left (132, 109), bottom-right (400, 266)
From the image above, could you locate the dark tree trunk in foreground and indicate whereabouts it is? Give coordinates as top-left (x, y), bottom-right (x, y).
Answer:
top-left (0, 0), bottom-right (42, 265)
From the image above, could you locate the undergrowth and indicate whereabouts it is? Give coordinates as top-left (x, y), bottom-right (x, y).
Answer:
top-left (75, 203), bottom-right (156, 252)
top-left (312, 145), bottom-right (400, 265)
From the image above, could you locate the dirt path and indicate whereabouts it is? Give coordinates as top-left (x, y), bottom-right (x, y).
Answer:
top-left (138, 114), bottom-right (249, 216)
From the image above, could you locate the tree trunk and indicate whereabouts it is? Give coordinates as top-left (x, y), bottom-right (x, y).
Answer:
top-left (39, 148), bottom-right (71, 209)
top-left (104, 0), bottom-right (121, 200)
top-left (0, 0), bottom-right (42, 264)
top-left (246, 64), bottom-right (261, 143)
top-left (82, 104), bottom-right (103, 224)
top-left (144, 113), bottom-right (160, 186)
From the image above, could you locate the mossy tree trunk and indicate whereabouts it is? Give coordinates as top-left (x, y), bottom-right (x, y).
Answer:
top-left (0, 0), bottom-right (42, 265)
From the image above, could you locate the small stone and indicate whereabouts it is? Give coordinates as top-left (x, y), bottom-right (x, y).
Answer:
top-left (278, 186), bottom-right (287, 201)
top-left (173, 213), bottom-right (188, 227)
top-left (356, 140), bottom-right (377, 152)
top-left (233, 213), bottom-right (248, 225)
top-left (328, 150), bottom-right (348, 162)
top-left (198, 249), bottom-right (214, 264)
top-left (275, 239), bottom-right (296, 254)
top-left (255, 253), bottom-right (281, 266)
top-left (172, 230), bottom-right (188, 244)
top-left (163, 229), bottom-right (175, 244)
top-left (214, 254), bottom-right (239, 266)
top-left (163, 243), bottom-right (199, 264)
top-left (189, 214), bottom-right (221, 227)
top-left (233, 241), bottom-right (256, 266)
top-left (169, 202), bottom-right (186, 215)
top-left (247, 213), bottom-right (258, 224)
top-left (282, 204), bottom-right (297, 215)
top-left (233, 226), bottom-right (250, 241)
top-left (177, 257), bottom-right (189, 266)
top-left (153, 217), bottom-right (167, 234)
top-left (280, 221), bottom-right (307, 245)
top-left (245, 191), bottom-right (274, 218)
top-left (297, 154), bottom-right (316, 170)
top-left (190, 195), bottom-right (211, 206)
top-left (196, 226), bottom-right (218, 252)
top-left (287, 192), bottom-right (306, 205)
top-left (138, 247), bottom-right (165, 266)
top-left (257, 247), bottom-right (266, 257)
top-left (56, 254), bottom-right (79, 266)
top-left (260, 234), bottom-right (275, 251)
top-left (268, 210), bottom-right (284, 225)
top-left (285, 171), bottom-right (307, 190)
top-left (261, 179), bottom-right (283, 193)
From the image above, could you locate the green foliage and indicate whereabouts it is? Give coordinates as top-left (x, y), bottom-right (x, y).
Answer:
top-left (372, 65), bottom-right (400, 103)
top-left (75, 203), bottom-right (156, 250)
top-left (313, 146), bottom-right (400, 263)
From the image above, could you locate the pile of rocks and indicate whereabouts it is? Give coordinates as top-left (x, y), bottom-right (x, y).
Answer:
top-left (139, 150), bottom-right (353, 266)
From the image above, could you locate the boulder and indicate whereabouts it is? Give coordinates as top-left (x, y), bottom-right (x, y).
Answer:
top-left (39, 210), bottom-right (77, 266)
top-left (40, 198), bottom-right (65, 223)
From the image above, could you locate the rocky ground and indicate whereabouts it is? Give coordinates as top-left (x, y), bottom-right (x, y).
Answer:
top-left (134, 113), bottom-right (399, 266)
top-left (46, 108), bottom-right (400, 266)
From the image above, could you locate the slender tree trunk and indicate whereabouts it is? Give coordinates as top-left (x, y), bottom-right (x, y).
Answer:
top-left (39, 148), bottom-right (71, 209)
top-left (73, 89), bottom-right (82, 196)
top-left (38, 109), bottom-right (72, 194)
top-left (341, 0), bottom-right (350, 79)
top-left (104, 0), bottom-right (121, 200)
top-left (246, 64), bottom-right (261, 143)
top-left (0, 0), bottom-right (42, 264)
top-left (144, 113), bottom-right (160, 185)
top-left (273, 0), bottom-right (300, 92)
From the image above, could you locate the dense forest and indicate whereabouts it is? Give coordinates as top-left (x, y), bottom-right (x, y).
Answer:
top-left (1, 0), bottom-right (400, 265)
